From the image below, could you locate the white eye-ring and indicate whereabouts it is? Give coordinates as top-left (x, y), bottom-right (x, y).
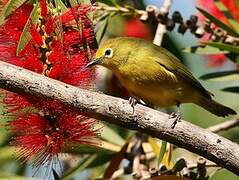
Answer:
top-left (104, 48), bottom-right (113, 58)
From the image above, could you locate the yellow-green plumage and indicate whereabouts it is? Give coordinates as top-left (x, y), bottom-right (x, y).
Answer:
top-left (93, 37), bottom-right (236, 117)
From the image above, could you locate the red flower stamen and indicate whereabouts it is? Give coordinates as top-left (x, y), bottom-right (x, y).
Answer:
top-left (8, 111), bottom-right (98, 167)
top-left (0, 1), bottom-right (99, 169)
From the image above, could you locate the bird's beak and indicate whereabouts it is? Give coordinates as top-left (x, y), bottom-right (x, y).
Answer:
top-left (85, 58), bottom-right (101, 68)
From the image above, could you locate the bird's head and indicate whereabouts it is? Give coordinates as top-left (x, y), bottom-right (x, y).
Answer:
top-left (86, 38), bottom-right (133, 70)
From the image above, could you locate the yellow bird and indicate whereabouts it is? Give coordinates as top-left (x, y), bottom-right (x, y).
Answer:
top-left (87, 37), bottom-right (236, 125)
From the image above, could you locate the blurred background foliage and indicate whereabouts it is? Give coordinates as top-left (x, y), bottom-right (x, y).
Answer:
top-left (0, 0), bottom-right (239, 179)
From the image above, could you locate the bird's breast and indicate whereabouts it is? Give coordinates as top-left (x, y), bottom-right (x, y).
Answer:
top-left (115, 73), bottom-right (197, 107)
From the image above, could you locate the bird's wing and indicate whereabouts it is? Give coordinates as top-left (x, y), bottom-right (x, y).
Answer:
top-left (154, 47), bottom-right (212, 99)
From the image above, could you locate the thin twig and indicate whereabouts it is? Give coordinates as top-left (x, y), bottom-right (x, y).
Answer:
top-left (95, 2), bottom-right (239, 45)
top-left (207, 118), bottom-right (239, 133)
top-left (0, 61), bottom-right (239, 175)
top-left (153, 0), bottom-right (172, 46)
top-left (95, 0), bottom-right (173, 46)
top-left (94, 2), bottom-right (145, 16)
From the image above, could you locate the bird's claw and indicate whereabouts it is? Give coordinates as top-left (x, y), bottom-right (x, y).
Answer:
top-left (169, 112), bottom-right (177, 119)
top-left (169, 111), bottom-right (181, 129)
top-left (129, 97), bottom-right (138, 114)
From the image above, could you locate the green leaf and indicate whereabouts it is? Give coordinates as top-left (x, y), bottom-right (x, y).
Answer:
top-left (0, 146), bottom-right (15, 164)
top-left (214, 0), bottom-right (239, 33)
top-left (87, 153), bottom-right (113, 168)
top-left (68, 0), bottom-right (78, 7)
top-left (222, 86), bottom-right (239, 93)
top-left (80, 0), bottom-right (92, 5)
top-left (196, 7), bottom-right (239, 37)
top-left (236, 0), bottom-right (239, 9)
top-left (200, 70), bottom-right (239, 80)
top-left (225, 52), bottom-right (239, 63)
top-left (96, 15), bottom-right (110, 43)
top-left (0, 0), bottom-right (27, 25)
top-left (183, 45), bottom-right (229, 54)
top-left (52, 169), bottom-right (61, 180)
top-left (54, 0), bottom-right (68, 13)
top-left (67, 144), bottom-right (117, 154)
top-left (204, 42), bottom-right (239, 54)
top-left (61, 154), bottom-right (111, 180)
top-left (98, 124), bottom-right (125, 146)
top-left (158, 141), bottom-right (167, 164)
top-left (16, 2), bottom-right (39, 55)
top-left (62, 155), bottom-right (97, 180)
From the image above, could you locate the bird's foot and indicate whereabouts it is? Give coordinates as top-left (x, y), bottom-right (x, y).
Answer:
top-left (129, 97), bottom-right (139, 114)
top-left (169, 111), bottom-right (181, 129)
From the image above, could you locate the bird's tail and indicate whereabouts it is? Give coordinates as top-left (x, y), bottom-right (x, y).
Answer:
top-left (196, 96), bottom-right (237, 117)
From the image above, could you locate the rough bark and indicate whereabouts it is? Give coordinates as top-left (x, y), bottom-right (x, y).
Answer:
top-left (0, 61), bottom-right (239, 175)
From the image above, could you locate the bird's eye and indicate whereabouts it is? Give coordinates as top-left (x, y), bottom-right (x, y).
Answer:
top-left (104, 48), bottom-right (113, 58)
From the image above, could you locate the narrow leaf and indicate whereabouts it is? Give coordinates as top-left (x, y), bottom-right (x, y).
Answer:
top-left (86, 153), bottom-right (114, 168)
top-left (16, 2), bottom-right (39, 55)
top-left (54, 0), bottom-right (68, 13)
top-left (68, 142), bottom-right (120, 154)
top-left (0, 147), bottom-right (15, 164)
top-left (68, 0), bottom-right (78, 7)
top-left (183, 45), bottom-right (228, 54)
top-left (0, 0), bottom-right (27, 25)
top-left (148, 138), bottom-right (171, 166)
top-left (161, 143), bottom-right (174, 168)
top-left (148, 137), bottom-right (160, 156)
top-left (200, 70), bottom-right (239, 80)
top-left (98, 124), bottom-right (125, 146)
top-left (96, 16), bottom-right (109, 43)
top-left (204, 42), bottom-right (239, 54)
top-left (197, 7), bottom-right (239, 37)
top-left (225, 53), bottom-right (239, 63)
top-left (80, 0), bottom-right (92, 5)
top-left (236, 0), bottom-right (239, 10)
top-left (62, 155), bottom-right (98, 180)
top-left (158, 141), bottom-right (167, 164)
top-left (214, 0), bottom-right (239, 33)
top-left (222, 86), bottom-right (239, 93)
top-left (52, 169), bottom-right (61, 180)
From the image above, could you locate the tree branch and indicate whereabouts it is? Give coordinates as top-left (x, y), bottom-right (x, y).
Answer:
top-left (207, 118), bottom-right (239, 133)
top-left (0, 61), bottom-right (239, 175)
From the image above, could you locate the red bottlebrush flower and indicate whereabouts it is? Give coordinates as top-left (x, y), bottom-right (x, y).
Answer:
top-left (122, 18), bottom-right (152, 40)
top-left (61, 5), bottom-right (92, 24)
top-left (29, 23), bottom-right (43, 46)
top-left (2, 92), bottom-right (34, 112)
top-left (0, 0), bottom-right (99, 170)
top-left (61, 4), bottom-right (95, 44)
top-left (197, 0), bottom-right (239, 67)
top-left (8, 111), bottom-right (98, 166)
top-left (197, 0), bottom-right (239, 23)
top-left (0, 4), bottom-right (33, 40)
top-left (39, 0), bottom-right (48, 17)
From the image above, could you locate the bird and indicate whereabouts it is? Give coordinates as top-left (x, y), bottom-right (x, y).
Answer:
top-left (86, 37), bottom-right (236, 127)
